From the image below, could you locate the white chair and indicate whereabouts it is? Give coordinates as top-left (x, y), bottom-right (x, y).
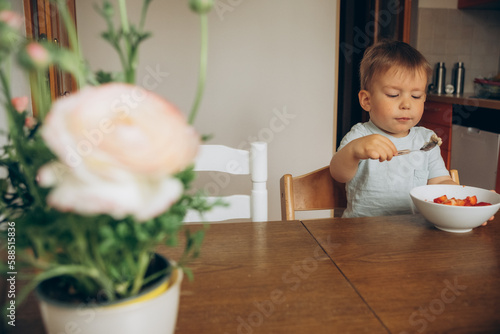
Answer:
top-left (184, 142), bottom-right (268, 223)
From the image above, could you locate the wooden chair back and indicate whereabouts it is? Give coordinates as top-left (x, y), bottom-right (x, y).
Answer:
top-left (280, 166), bottom-right (346, 221)
top-left (184, 142), bottom-right (268, 223)
top-left (280, 166), bottom-right (460, 221)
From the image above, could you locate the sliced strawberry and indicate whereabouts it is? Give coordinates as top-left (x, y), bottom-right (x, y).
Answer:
top-left (433, 194), bottom-right (490, 206)
top-left (442, 198), bottom-right (456, 205)
top-left (465, 196), bottom-right (477, 206)
top-left (434, 195), bottom-right (448, 204)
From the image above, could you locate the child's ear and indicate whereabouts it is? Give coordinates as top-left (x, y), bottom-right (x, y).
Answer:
top-left (358, 90), bottom-right (371, 111)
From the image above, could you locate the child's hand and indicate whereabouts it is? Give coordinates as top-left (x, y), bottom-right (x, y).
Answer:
top-left (481, 216), bottom-right (494, 227)
top-left (480, 190), bottom-right (497, 227)
top-left (351, 134), bottom-right (397, 162)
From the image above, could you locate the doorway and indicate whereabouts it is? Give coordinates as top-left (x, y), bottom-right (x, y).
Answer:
top-left (335, 0), bottom-right (416, 146)
top-left (23, 0), bottom-right (77, 113)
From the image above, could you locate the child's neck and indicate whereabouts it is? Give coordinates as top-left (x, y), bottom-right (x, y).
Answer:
top-left (370, 120), bottom-right (410, 138)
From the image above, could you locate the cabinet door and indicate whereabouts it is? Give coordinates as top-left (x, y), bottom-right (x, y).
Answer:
top-left (23, 0), bottom-right (77, 115)
top-left (458, 0), bottom-right (500, 10)
top-left (419, 102), bottom-right (453, 169)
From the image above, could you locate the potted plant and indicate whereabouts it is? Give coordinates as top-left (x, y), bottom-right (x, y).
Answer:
top-left (0, 0), bottom-right (214, 333)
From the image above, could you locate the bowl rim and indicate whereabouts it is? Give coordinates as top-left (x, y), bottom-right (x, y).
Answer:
top-left (410, 185), bottom-right (500, 209)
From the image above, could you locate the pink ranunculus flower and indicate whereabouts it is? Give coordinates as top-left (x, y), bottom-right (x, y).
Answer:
top-left (11, 96), bottom-right (29, 112)
top-left (38, 83), bottom-right (200, 221)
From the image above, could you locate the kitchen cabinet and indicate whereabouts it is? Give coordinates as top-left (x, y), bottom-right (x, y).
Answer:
top-left (458, 0), bottom-right (500, 9)
top-left (422, 97), bottom-right (500, 193)
top-left (419, 101), bottom-right (453, 168)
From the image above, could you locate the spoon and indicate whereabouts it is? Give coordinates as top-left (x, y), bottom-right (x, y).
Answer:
top-left (397, 139), bottom-right (439, 155)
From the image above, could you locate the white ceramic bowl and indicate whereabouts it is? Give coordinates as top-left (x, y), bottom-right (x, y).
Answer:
top-left (410, 185), bottom-right (500, 233)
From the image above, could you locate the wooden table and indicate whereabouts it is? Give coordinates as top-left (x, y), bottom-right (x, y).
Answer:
top-left (2, 215), bottom-right (499, 333)
top-left (2, 220), bottom-right (384, 334)
top-left (303, 214), bottom-right (500, 334)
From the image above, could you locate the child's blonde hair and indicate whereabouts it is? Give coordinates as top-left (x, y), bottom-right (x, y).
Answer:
top-left (359, 40), bottom-right (432, 91)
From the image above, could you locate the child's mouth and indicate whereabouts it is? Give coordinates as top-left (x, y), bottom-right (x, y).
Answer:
top-left (395, 117), bottom-right (411, 122)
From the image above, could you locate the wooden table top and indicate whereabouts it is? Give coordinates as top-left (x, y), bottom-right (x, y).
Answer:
top-left (3, 215), bottom-right (499, 333)
top-left (302, 214), bottom-right (500, 334)
top-left (171, 220), bottom-right (386, 333)
top-left (2, 220), bottom-right (385, 334)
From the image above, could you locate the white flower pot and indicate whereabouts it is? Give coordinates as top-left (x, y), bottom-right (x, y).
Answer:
top-left (36, 257), bottom-right (183, 334)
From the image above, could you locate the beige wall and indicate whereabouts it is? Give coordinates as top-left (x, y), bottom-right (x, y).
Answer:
top-left (0, 1), bottom-right (30, 149)
top-left (418, 0), bottom-right (458, 9)
top-left (76, 0), bottom-right (338, 221)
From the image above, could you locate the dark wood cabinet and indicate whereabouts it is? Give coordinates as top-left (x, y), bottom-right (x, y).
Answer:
top-left (421, 99), bottom-right (500, 192)
top-left (458, 0), bottom-right (500, 9)
top-left (419, 102), bottom-right (453, 169)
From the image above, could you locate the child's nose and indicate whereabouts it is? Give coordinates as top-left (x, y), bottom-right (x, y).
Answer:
top-left (400, 97), bottom-right (411, 110)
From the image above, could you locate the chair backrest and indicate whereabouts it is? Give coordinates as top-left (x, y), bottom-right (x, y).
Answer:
top-left (280, 166), bottom-right (460, 221)
top-left (184, 142), bottom-right (268, 223)
top-left (280, 166), bottom-right (346, 221)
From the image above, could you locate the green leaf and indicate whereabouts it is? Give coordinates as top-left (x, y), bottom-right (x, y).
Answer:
top-left (95, 70), bottom-right (114, 84)
top-left (116, 222), bottom-right (130, 238)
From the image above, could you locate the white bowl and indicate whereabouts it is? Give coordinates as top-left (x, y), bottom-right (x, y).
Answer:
top-left (410, 185), bottom-right (500, 233)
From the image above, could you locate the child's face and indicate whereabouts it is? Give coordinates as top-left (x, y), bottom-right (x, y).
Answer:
top-left (358, 67), bottom-right (428, 138)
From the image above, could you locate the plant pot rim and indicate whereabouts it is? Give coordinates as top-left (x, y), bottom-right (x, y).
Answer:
top-left (35, 254), bottom-right (176, 309)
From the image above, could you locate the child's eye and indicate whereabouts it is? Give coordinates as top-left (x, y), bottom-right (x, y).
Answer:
top-left (386, 94), bottom-right (398, 98)
top-left (412, 95), bottom-right (422, 99)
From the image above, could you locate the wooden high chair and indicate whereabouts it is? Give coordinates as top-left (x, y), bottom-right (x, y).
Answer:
top-left (280, 166), bottom-right (346, 221)
top-left (280, 166), bottom-right (460, 221)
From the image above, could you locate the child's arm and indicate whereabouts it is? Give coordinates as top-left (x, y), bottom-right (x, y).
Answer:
top-left (330, 134), bottom-right (397, 183)
top-left (428, 175), bottom-right (457, 185)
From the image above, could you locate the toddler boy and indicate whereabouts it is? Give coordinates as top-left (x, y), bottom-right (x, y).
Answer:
top-left (330, 40), bottom-right (455, 217)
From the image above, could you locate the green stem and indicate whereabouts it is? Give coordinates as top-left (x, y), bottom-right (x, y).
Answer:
top-left (71, 215), bottom-right (90, 263)
top-left (0, 68), bottom-right (12, 102)
top-left (114, 45), bottom-right (129, 80)
top-left (89, 226), bottom-right (109, 277)
top-left (130, 251), bottom-right (150, 296)
top-left (188, 13), bottom-right (209, 125)
top-left (139, 0), bottom-right (153, 30)
top-left (0, 69), bottom-right (45, 208)
top-left (33, 69), bottom-right (51, 121)
top-left (118, 0), bottom-right (135, 83)
top-left (118, 0), bottom-right (130, 35)
top-left (53, 0), bottom-right (85, 88)
top-left (0, 69), bottom-right (16, 137)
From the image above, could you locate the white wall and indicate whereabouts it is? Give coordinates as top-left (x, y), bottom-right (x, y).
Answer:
top-left (0, 1), bottom-right (31, 148)
top-left (76, 0), bottom-right (338, 221)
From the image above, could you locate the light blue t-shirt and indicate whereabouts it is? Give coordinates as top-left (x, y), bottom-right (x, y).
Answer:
top-left (337, 120), bottom-right (449, 218)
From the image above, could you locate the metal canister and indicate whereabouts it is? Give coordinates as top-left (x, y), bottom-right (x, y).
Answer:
top-left (435, 62), bottom-right (446, 94)
top-left (453, 62), bottom-right (465, 95)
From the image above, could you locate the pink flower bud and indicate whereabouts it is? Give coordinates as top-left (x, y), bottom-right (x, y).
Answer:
top-left (25, 116), bottom-right (37, 129)
top-left (0, 10), bottom-right (23, 29)
top-left (11, 96), bottom-right (29, 113)
top-left (26, 42), bottom-right (50, 67)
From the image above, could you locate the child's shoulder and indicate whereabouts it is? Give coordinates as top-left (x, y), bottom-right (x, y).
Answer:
top-left (412, 125), bottom-right (435, 137)
top-left (347, 122), bottom-right (372, 135)
top-left (339, 122), bottom-right (372, 149)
